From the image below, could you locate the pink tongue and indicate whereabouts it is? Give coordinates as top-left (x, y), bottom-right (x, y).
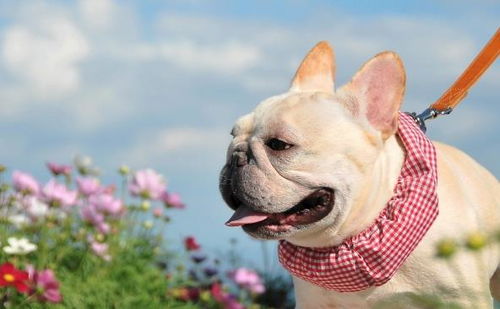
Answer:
top-left (225, 207), bottom-right (269, 227)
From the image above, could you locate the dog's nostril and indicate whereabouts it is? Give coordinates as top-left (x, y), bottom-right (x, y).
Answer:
top-left (232, 151), bottom-right (248, 167)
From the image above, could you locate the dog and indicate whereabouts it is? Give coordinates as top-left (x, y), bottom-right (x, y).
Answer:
top-left (219, 41), bottom-right (500, 308)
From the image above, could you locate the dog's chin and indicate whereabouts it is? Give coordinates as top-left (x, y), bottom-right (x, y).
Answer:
top-left (234, 188), bottom-right (335, 240)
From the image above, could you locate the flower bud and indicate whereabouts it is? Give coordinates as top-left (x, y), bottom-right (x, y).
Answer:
top-left (465, 232), bottom-right (487, 251)
top-left (140, 201), bottom-right (151, 211)
top-left (436, 239), bottom-right (457, 258)
top-left (95, 233), bottom-right (105, 242)
top-left (143, 220), bottom-right (153, 229)
top-left (0, 184), bottom-right (10, 193)
top-left (200, 291), bottom-right (211, 302)
top-left (118, 165), bottom-right (130, 176)
top-left (153, 246), bottom-right (161, 255)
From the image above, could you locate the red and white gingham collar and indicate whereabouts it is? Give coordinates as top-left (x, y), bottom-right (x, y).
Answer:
top-left (278, 112), bottom-right (439, 292)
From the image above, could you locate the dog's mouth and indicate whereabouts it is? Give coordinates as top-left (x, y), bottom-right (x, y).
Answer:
top-left (225, 188), bottom-right (334, 234)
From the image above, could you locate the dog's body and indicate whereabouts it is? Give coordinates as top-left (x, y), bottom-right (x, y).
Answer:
top-left (220, 42), bottom-right (500, 308)
top-left (293, 139), bottom-right (500, 308)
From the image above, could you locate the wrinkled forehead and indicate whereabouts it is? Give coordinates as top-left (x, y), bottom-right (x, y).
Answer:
top-left (233, 92), bottom-right (356, 136)
top-left (256, 92), bottom-right (353, 128)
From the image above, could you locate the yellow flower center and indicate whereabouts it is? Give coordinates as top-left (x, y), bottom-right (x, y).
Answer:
top-left (3, 274), bottom-right (15, 282)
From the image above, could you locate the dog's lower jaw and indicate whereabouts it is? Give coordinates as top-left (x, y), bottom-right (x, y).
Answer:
top-left (285, 134), bottom-right (405, 248)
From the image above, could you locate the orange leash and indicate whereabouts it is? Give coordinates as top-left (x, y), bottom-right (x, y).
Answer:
top-left (410, 27), bottom-right (500, 132)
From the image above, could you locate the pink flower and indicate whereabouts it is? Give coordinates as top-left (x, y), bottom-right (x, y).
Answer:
top-left (76, 177), bottom-right (102, 196)
top-left (88, 194), bottom-right (123, 216)
top-left (210, 283), bottom-right (244, 309)
top-left (46, 162), bottom-right (72, 176)
top-left (12, 171), bottom-right (40, 195)
top-left (81, 204), bottom-right (103, 225)
top-left (80, 205), bottom-right (110, 234)
top-left (26, 265), bottom-right (63, 303)
top-left (128, 169), bottom-right (166, 200)
top-left (227, 268), bottom-right (265, 294)
top-left (41, 180), bottom-right (78, 207)
top-left (90, 241), bottom-right (111, 261)
top-left (160, 192), bottom-right (185, 209)
top-left (153, 207), bottom-right (163, 218)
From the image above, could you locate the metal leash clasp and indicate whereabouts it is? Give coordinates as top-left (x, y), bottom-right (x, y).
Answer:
top-left (406, 107), bottom-right (453, 133)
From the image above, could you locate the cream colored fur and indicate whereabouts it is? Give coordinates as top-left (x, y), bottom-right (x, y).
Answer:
top-left (222, 42), bottom-right (500, 308)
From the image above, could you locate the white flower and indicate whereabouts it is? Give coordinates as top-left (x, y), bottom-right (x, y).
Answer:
top-left (25, 197), bottom-right (49, 219)
top-left (74, 155), bottom-right (100, 176)
top-left (74, 154), bottom-right (93, 169)
top-left (8, 214), bottom-right (30, 228)
top-left (3, 237), bottom-right (37, 255)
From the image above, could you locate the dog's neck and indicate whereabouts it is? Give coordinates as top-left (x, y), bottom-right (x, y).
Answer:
top-left (337, 134), bottom-right (406, 241)
top-left (289, 133), bottom-right (405, 248)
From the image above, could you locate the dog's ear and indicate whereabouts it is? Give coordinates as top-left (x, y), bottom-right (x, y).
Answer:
top-left (290, 41), bottom-right (335, 93)
top-left (343, 51), bottom-right (405, 139)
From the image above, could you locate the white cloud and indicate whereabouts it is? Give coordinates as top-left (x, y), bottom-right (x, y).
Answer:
top-left (121, 127), bottom-right (231, 169)
top-left (159, 40), bottom-right (261, 74)
top-left (155, 127), bottom-right (229, 152)
top-left (1, 16), bottom-right (89, 99)
top-left (78, 0), bottom-right (116, 30)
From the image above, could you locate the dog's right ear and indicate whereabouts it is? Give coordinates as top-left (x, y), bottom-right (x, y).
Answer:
top-left (289, 41), bottom-right (335, 93)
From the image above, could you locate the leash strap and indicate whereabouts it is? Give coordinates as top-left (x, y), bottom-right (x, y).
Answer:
top-left (410, 27), bottom-right (500, 132)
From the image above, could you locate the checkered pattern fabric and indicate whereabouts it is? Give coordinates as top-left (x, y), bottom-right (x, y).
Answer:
top-left (278, 112), bottom-right (439, 292)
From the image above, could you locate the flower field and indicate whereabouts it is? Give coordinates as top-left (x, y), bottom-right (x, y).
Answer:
top-left (0, 158), bottom-right (292, 308)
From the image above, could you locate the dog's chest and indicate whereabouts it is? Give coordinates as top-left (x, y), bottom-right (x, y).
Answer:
top-left (293, 276), bottom-right (371, 309)
top-left (291, 250), bottom-right (433, 309)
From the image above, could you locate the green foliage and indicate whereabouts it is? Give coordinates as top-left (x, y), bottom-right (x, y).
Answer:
top-left (0, 160), bottom-right (289, 308)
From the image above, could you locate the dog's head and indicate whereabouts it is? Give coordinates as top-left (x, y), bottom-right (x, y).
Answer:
top-left (219, 42), bottom-right (405, 245)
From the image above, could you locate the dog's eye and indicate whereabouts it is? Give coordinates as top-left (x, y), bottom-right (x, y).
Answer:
top-left (266, 138), bottom-right (293, 151)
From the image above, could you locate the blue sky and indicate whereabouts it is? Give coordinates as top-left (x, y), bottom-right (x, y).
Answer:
top-left (0, 0), bottom-right (499, 271)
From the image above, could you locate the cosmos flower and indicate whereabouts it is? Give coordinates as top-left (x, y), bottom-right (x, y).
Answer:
top-left (227, 267), bottom-right (265, 294)
top-left (7, 214), bottom-right (30, 228)
top-left (3, 237), bottom-right (37, 255)
top-left (190, 253), bottom-right (207, 264)
top-left (26, 265), bottom-right (63, 303)
top-left (210, 282), bottom-right (244, 309)
top-left (88, 193), bottom-right (123, 216)
top-left (90, 241), bottom-right (111, 262)
top-left (128, 169), bottom-right (166, 200)
top-left (46, 162), bottom-right (72, 176)
top-left (184, 236), bottom-right (201, 251)
top-left (23, 196), bottom-right (49, 220)
top-left (152, 207), bottom-right (163, 218)
top-left (76, 177), bottom-right (102, 196)
top-left (160, 192), bottom-right (185, 209)
top-left (12, 171), bottom-right (40, 195)
top-left (41, 180), bottom-right (78, 207)
top-left (203, 266), bottom-right (218, 277)
top-left (80, 205), bottom-right (110, 234)
top-left (0, 262), bottom-right (29, 293)
top-left (74, 155), bottom-right (100, 176)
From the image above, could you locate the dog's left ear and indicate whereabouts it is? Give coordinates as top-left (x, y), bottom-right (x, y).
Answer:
top-left (343, 52), bottom-right (406, 139)
top-left (290, 41), bottom-right (335, 93)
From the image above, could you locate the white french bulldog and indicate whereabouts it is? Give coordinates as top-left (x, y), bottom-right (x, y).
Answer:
top-left (219, 42), bottom-right (500, 308)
